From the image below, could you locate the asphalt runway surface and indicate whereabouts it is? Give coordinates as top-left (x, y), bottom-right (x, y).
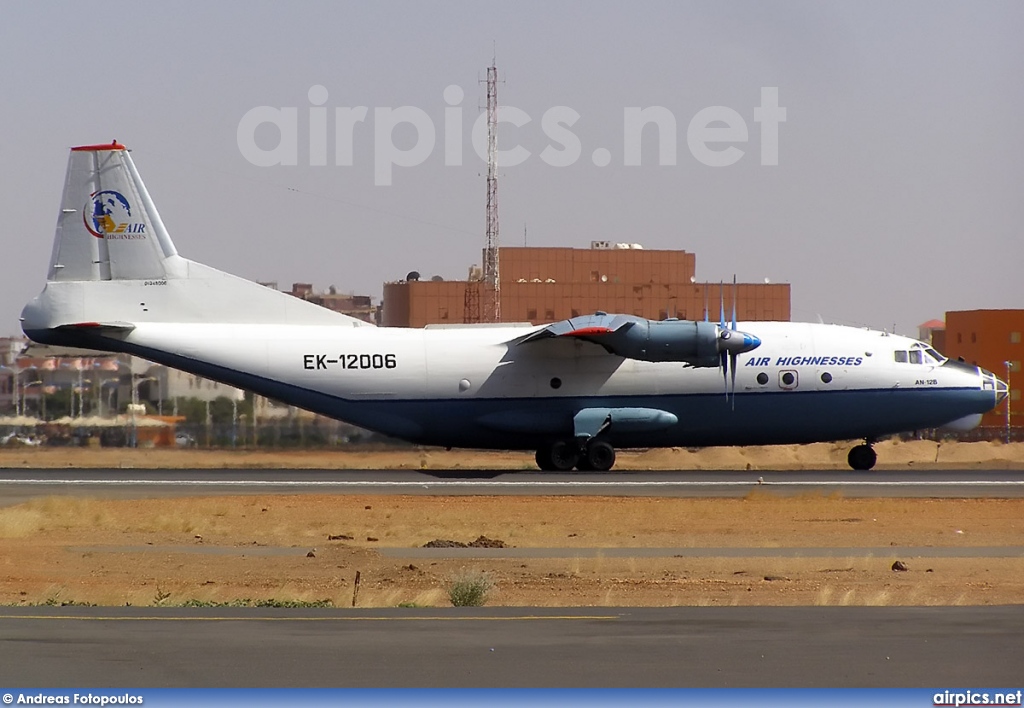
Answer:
top-left (1, 469), bottom-right (1024, 505)
top-left (1, 606), bottom-right (1021, 687)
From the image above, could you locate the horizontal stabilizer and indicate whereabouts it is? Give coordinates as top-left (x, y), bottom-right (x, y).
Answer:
top-left (56, 321), bottom-right (136, 335)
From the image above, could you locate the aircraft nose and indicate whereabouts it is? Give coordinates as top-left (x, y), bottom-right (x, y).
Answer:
top-left (994, 375), bottom-right (1009, 406)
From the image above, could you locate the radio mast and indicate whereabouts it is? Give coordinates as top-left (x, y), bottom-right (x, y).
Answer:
top-left (482, 61), bottom-right (501, 322)
top-left (463, 59), bottom-right (501, 324)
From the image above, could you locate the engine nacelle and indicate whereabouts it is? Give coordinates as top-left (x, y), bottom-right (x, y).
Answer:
top-left (603, 318), bottom-right (722, 364)
top-left (516, 313), bottom-right (761, 367)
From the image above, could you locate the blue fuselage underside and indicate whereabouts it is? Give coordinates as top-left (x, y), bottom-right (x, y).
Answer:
top-left (27, 328), bottom-right (991, 449)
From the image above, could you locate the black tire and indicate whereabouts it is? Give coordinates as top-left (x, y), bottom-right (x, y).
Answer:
top-left (535, 448), bottom-right (556, 471)
top-left (549, 439), bottom-right (580, 471)
top-left (847, 444), bottom-right (877, 471)
top-left (585, 440), bottom-right (616, 472)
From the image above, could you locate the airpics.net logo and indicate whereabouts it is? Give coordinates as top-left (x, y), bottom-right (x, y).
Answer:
top-left (236, 85), bottom-right (786, 186)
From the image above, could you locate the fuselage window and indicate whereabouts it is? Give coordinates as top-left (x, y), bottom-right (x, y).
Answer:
top-left (909, 350), bottom-right (923, 364)
top-left (894, 351), bottom-right (908, 363)
top-left (756, 372), bottom-right (769, 385)
top-left (821, 372), bottom-right (833, 384)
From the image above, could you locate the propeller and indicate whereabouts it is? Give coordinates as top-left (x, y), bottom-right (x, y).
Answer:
top-left (716, 276), bottom-right (762, 408)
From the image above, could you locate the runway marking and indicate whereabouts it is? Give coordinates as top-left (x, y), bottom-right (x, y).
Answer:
top-left (1, 478), bottom-right (1023, 488)
top-left (0, 614), bottom-right (619, 622)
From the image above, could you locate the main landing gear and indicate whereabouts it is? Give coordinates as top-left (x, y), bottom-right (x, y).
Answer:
top-left (847, 441), bottom-right (877, 471)
top-left (535, 439), bottom-right (617, 472)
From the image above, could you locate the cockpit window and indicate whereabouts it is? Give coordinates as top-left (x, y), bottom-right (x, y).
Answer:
top-left (894, 351), bottom-right (908, 363)
top-left (909, 350), bottom-right (923, 364)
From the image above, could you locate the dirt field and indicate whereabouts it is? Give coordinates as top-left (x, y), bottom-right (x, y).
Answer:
top-left (1, 441), bottom-right (1022, 608)
top-left (1, 491), bottom-right (1022, 608)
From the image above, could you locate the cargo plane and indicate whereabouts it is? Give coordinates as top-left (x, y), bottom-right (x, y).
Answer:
top-left (20, 143), bottom-right (1009, 470)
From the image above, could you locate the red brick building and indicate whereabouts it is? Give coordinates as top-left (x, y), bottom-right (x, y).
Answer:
top-left (930, 310), bottom-right (1023, 431)
top-left (382, 244), bottom-right (790, 328)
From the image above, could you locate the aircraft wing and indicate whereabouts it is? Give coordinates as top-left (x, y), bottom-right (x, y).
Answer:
top-left (516, 312), bottom-right (637, 347)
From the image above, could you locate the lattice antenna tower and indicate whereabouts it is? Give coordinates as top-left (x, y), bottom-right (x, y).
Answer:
top-left (482, 61), bottom-right (501, 322)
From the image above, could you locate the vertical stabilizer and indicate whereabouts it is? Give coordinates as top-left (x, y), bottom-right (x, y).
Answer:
top-left (50, 142), bottom-right (178, 282)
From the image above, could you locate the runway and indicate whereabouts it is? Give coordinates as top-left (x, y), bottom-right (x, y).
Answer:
top-left (1, 469), bottom-right (1023, 505)
top-left (1, 606), bottom-right (1021, 687)
top-left (2, 472), bottom-right (1021, 688)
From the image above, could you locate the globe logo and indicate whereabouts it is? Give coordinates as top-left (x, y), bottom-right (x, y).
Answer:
top-left (84, 190), bottom-right (132, 238)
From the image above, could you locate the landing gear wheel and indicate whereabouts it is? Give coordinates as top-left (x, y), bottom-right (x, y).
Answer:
top-left (535, 448), bottom-right (556, 471)
top-left (536, 440), bottom-right (579, 472)
top-left (583, 440), bottom-right (616, 472)
top-left (847, 444), bottom-right (877, 471)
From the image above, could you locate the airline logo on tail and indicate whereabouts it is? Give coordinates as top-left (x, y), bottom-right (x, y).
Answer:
top-left (83, 190), bottom-right (146, 239)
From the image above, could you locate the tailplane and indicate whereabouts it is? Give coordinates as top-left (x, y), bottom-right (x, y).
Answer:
top-left (23, 143), bottom-right (368, 335)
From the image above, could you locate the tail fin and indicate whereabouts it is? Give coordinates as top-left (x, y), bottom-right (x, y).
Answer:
top-left (50, 142), bottom-right (182, 282)
top-left (23, 143), bottom-right (369, 335)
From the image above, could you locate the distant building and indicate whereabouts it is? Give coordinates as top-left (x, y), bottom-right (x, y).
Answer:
top-left (268, 282), bottom-right (377, 324)
top-left (917, 319), bottom-right (946, 352)
top-left (382, 244), bottom-right (790, 327)
top-left (138, 365), bottom-right (245, 416)
top-left (0, 336), bottom-right (25, 367)
top-left (929, 309), bottom-right (1023, 432)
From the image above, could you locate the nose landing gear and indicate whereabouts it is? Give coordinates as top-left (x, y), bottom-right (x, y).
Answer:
top-left (847, 441), bottom-right (877, 471)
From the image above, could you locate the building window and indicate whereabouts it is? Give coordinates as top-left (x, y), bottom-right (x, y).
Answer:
top-left (545, 309), bottom-right (555, 321)
top-left (439, 307), bottom-right (449, 321)
top-left (526, 309), bottom-right (537, 321)
top-left (571, 309), bottom-right (580, 318)
top-left (1011, 361), bottom-right (1022, 373)
top-left (1012, 390), bottom-right (1021, 401)
top-left (957, 333), bottom-right (962, 344)
top-left (1012, 332), bottom-right (1021, 344)
top-left (971, 332), bottom-right (977, 343)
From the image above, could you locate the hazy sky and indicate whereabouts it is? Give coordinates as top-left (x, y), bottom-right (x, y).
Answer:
top-left (2, 1), bottom-right (1021, 337)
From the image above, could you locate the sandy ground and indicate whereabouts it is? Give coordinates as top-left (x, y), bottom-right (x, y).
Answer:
top-left (1, 491), bottom-right (1022, 608)
top-left (2, 439), bottom-right (1024, 470)
top-left (2, 441), bottom-right (1022, 608)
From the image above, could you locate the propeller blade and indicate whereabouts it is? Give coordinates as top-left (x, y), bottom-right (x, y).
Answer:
top-left (730, 352), bottom-right (738, 409)
top-left (731, 275), bottom-right (737, 332)
top-left (719, 281), bottom-right (725, 329)
top-left (721, 350), bottom-right (729, 398)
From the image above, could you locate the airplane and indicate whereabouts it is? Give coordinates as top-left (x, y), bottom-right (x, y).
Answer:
top-left (20, 143), bottom-right (1009, 471)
